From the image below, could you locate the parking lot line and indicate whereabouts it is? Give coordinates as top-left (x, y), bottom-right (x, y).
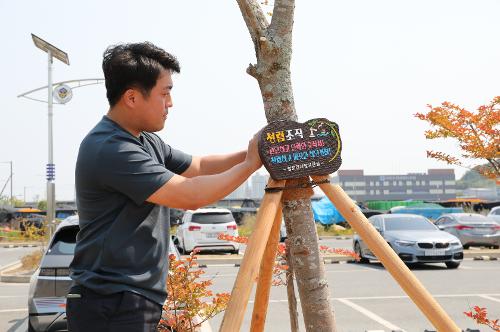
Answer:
top-left (478, 295), bottom-right (500, 303)
top-left (338, 293), bottom-right (500, 300)
top-left (336, 298), bottom-right (404, 331)
top-left (0, 309), bottom-right (27, 313)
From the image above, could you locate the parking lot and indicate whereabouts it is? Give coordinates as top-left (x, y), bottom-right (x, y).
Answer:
top-left (206, 259), bottom-right (500, 331)
top-left (1, 238), bottom-right (499, 332)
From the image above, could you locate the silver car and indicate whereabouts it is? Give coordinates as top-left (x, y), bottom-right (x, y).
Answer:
top-left (487, 206), bottom-right (500, 223)
top-left (435, 213), bottom-right (500, 249)
top-left (28, 215), bottom-right (181, 332)
top-left (353, 214), bottom-right (463, 269)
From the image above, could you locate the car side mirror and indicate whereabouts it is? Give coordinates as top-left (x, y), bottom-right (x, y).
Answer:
top-left (437, 225), bottom-right (445, 230)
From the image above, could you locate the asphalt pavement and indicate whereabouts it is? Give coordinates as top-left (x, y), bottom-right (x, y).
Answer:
top-left (1, 240), bottom-right (500, 331)
top-left (206, 259), bottom-right (500, 331)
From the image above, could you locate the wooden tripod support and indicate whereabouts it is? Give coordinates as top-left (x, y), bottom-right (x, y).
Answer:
top-left (219, 176), bottom-right (461, 332)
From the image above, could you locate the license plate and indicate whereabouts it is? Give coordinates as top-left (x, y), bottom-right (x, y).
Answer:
top-left (205, 232), bottom-right (219, 239)
top-left (424, 249), bottom-right (445, 256)
top-left (473, 228), bottom-right (491, 234)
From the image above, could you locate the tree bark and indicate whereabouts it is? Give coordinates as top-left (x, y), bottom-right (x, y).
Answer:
top-left (235, 1), bottom-right (337, 331)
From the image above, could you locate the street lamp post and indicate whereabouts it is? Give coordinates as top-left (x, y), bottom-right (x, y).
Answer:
top-left (10, 161), bottom-right (12, 206)
top-left (31, 34), bottom-right (69, 238)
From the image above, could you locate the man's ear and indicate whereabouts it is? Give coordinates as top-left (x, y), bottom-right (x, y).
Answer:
top-left (123, 89), bottom-right (138, 108)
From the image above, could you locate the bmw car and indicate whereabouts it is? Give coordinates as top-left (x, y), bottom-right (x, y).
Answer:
top-left (353, 214), bottom-right (463, 269)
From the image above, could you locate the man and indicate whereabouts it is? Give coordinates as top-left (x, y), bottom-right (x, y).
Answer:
top-left (67, 42), bottom-right (262, 332)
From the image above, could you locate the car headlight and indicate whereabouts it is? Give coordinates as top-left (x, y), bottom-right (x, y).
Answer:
top-left (394, 240), bottom-right (416, 247)
top-left (450, 241), bottom-right (461, 246)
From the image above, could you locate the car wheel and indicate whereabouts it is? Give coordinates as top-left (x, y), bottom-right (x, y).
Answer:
top-left (445, 261), bottom-right (460, 269)
top-left (354, 242), bottom-right (369, 264)
top-left (463, 244), bottom-right (470, 249)
top-left (231, 249), bottom-right (239, 255)
top-left (491, 245), bottom-right (499, 249)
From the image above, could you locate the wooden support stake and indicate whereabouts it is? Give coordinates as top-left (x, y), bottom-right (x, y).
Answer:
top-left (219, 179), bottom-right (285, 332)
top-left (250, 205), bottom-right (283, 332)
top-left (312, 176), bottom-right (461, 332)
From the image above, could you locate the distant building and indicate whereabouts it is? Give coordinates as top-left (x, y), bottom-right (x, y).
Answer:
top-left (225, 172), bottom-right (270, 200)
top-left (333, 169), bottom-right (457, 202)
top-left (248, 173), bottom-right (269, 198)
top-left (226, 181), bottom-right (251, 200)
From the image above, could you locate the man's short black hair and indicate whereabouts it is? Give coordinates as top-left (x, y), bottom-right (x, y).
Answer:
top-left (102, 42), bottom-right (180, 107)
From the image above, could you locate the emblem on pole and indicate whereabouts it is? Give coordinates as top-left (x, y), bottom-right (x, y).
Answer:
top-left (53, 84), bottom-right (73, 104)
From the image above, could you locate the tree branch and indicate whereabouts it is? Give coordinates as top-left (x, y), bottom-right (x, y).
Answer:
top-left (485, 158), bottom-right (500, 176)
top-left (236, 0), bottom-right (269, 43)
top-left (269, 0), bottom-right (295, 40)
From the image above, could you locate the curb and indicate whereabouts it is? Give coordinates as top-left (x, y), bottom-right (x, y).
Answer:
top-left (464, 251), bottom-right (500, 259)
top-left (197, 257), bottom-right (243, 267)
top-left (194, 254), bottom-right (353, 267)
top-left (0, 242), bottom-right (43, 248)
top-left (0, 261), bottom-right (33, 283)
top-left (192, 250), bottom-right (500, 267)
top-left (472, 256), bottom-right (499, 261)
top-left (0, 260), bottom-right (22, 273)
top-left (318, 236), bottom-right (353, 240)
top-left (323, 256), bottom-right (353, 264)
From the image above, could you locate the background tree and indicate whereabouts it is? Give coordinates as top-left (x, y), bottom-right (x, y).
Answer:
top-left (37, 200), bottom-right (47, 211)
top-left (456, 168), bottom-right (497, 190)
top-left (415, 97), bottom-right (500, 181)
top-left (233, 1), bottom-right (337, 331)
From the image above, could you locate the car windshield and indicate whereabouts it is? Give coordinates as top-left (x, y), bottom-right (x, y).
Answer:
top-left (47, 226), bottom-right (78, 255)
top-left (457, 215), bottom-right (489, 223)
top-left (191, 212), bottom-right (234, 224)
top-left (384, 217), bottom-right (436, 231)
top-left (492, 209), bottom-right (500, 216)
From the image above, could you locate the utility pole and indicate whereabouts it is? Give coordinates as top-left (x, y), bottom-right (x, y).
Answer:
top-left (31, 34), bottom-right (69, 239)
top-left (0, 161), bottom-right (13, 206)
top-left (9, 161), bottom-right (12, 206)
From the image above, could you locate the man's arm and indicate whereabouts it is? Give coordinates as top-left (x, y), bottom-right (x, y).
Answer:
top-left (181, 150), bottom-right (246, 178)
top-left (148, 135), bottom-right (261, 210)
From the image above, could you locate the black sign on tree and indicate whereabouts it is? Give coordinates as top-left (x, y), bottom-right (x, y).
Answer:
top-left (258, 118), bottom-right (342, 180)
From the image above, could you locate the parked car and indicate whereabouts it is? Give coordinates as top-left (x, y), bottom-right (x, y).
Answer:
top-left (435, 213), bottom-right (500, 249)
top-left (353, 214), bottom-right (463, 269)
top-left (27, 215), bottom-right (181, 332)
top-left (487, 206), bottom-right (500, 223)
top-left (280, 219), bottom-right (287, 242)
top-left (176, 208), bottom-right (240, 254)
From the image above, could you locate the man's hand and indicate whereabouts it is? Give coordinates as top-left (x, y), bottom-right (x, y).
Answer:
top-left (245, 132), bottom-right (262, 172)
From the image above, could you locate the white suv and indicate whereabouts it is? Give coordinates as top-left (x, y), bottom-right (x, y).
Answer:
top-left (175, 208), bottom-right (240, 254)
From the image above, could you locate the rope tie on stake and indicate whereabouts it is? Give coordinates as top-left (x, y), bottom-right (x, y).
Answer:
top-left (264, 178), bottom-right (329, 193)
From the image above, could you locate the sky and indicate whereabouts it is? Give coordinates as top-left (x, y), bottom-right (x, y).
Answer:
top-left (1, 0), bottom-right (499, 202)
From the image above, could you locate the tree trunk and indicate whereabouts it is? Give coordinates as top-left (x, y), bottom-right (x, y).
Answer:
top-left (235, 1), bottom-right (337, 331)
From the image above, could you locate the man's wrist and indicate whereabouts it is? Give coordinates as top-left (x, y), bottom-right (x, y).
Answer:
top-left (242, 159), bottom-right (259, 174)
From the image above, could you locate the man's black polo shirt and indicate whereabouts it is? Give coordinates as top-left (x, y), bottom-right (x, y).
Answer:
top-left (70, 116), bottom-right (191, 304)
